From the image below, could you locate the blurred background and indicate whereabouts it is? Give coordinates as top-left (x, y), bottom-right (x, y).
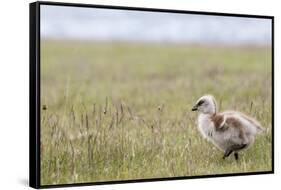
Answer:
top-left (41, 5), bottom-right (271, 45)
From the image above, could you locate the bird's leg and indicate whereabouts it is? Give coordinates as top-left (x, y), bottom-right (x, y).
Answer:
top-left (223, 149), bottom-right (233, 159)
top-left (229, 144), bottom-right (247, 160)
top-left (234, 152), bottom-right (239, 160)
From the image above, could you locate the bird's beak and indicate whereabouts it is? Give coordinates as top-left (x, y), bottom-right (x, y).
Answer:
top-left (191, 105), bottom-right (198, 111)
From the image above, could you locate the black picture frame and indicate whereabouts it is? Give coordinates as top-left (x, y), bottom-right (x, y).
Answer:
top-left (29, 1), bottom-right (274, 189)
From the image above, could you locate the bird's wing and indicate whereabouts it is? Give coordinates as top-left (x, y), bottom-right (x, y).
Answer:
top-left (211, 114), bottom-right (227, 130)
top-left (222, 111), bottom-right (264, 133)
top-left (224, 116), bottom-right (248, 144)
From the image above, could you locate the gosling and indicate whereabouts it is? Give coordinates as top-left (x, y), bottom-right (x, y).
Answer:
top-left (191, 95), bottom-right (263, 160)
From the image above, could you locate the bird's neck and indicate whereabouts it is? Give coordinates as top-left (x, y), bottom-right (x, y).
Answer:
top-left (200, 112), bottom-right (216, 118)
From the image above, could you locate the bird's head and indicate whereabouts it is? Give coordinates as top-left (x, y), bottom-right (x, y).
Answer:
top-left (192, 95), bottom-right (217, 115)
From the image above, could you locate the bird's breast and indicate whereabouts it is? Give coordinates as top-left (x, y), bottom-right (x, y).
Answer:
top-left (198, 114), bottom-right (215, 139)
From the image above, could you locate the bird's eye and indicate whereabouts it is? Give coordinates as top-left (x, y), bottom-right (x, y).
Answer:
top-left (197, 100), bottom-right (205, 106)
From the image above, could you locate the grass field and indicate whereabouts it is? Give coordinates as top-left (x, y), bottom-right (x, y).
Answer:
top-left (40, 40), bottom-right (272, 185)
